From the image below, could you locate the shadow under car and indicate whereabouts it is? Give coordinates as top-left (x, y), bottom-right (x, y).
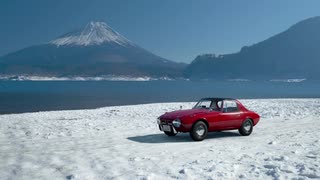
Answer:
top-left (127, 131), bottom-right (240, 143)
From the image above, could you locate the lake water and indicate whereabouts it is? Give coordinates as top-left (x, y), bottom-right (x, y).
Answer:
top-left (0, 80), bottom-right (319, 114)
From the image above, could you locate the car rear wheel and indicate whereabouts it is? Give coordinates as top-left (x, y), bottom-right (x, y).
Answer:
top-left (164, 131), bottom-right (177, 136)
top-left (239, 119), bottom-right (253, 136)
top-left (190, 121), bottom-right (208, 141)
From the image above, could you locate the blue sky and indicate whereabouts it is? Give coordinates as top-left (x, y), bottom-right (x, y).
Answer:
top-left (1, 0), bottom-right (320, 63)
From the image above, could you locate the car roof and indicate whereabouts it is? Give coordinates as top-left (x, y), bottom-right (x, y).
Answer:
top-left (201, 97), bottom-right (237, 101)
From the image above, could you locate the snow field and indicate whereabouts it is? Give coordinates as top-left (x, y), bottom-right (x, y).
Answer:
top-left (0, 99), bottom-right (319, 179)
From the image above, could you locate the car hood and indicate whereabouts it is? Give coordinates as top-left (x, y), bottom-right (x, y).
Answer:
top-left (160, 109), bottom-right (217, 120)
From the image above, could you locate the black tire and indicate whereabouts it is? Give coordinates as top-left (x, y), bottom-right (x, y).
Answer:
top-left (190, 121), bottom-right (208, 141)
top-left (164, 131), bottom-right (177, 136)
top-left (239, 119), bottom-right (253, 136)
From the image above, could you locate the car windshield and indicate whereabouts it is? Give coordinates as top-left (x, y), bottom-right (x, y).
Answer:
top-left (193, 99), bottom-right (221, 111)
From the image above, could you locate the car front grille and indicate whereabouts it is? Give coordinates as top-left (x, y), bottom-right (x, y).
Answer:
top-left (160, 120), bottom-right (172, 125)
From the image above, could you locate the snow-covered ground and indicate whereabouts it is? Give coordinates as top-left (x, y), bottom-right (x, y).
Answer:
top-left (0, 99), bottom-right (319, 180)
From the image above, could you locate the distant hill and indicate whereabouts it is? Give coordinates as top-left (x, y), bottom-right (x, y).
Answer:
top-left (0, 22), bottom-right (185, 78)
top-left (185, 16), bottom-right (320, 80)
top-left (2, 17), bottom-right (320, 80)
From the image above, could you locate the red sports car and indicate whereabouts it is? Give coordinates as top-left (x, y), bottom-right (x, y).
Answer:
top-left (157, 98), bottom-right (260, 141)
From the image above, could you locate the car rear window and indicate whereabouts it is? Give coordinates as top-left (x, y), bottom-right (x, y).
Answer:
top-left (223, 100), bottom-right (239, 112)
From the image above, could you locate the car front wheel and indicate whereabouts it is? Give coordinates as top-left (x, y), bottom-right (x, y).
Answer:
top-left (239, 119), bottom-right (253, 136)
top-left (190, 121), bottom-right (208, 141)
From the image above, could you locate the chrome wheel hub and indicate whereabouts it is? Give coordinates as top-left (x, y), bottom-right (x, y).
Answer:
top-left (196, 125), bottom-right (205, 136)
top-left (244, 121), bottom-right (251, 131)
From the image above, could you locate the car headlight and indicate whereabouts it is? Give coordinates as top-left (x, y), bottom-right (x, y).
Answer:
top-left (157, 117), bottom-right (161, 125)
top-left (172, 119), bottom-right (181, 127)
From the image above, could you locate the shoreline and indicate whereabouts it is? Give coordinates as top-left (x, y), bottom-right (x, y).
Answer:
top-left (1, 98), bottom-right (320, 115)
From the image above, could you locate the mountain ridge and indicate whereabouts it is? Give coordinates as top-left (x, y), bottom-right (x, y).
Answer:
top-left (1, 17), bottom-right (320, 80)
top-left (185, 16), bottom-right (320, 80)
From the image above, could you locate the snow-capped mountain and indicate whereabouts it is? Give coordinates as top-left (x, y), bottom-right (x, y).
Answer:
top-left (0, 21), bottom-right (185, 78)
top-left (50, 22), bottom-right (133, 47)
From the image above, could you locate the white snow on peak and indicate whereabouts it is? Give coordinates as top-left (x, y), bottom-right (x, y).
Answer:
top-left (50, 21), bottom-right (133, 47)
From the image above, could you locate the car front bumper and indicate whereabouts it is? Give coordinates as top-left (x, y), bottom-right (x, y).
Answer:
top-left (159, 124), bottom-right (178, 133)
top-left (158, 119), bottom-right (190, 132)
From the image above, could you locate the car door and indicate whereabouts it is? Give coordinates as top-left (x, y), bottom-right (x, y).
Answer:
top-left (219, 100), bottom-right (242, 129)
top-left (206, 100), bottom-right (224, 130)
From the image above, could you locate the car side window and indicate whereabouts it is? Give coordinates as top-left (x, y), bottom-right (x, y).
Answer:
top-left (198, 100), bottom-right (211, 109)
top-left (223, 100), bottom-right (239, 112)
